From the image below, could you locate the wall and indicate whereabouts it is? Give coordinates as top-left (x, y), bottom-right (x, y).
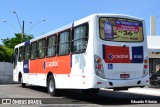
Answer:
top-left (0, 62), bottom-right (14, 84)
top-left (148, 52), bottom-right (160, 58)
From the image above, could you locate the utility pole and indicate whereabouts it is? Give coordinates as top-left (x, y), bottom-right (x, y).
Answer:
top-left (3, 10), bottom-right (46, 43)
top-left (22, 20), bottom-right (24, 41)
top-left (13, 10), bottom-right (23, 42)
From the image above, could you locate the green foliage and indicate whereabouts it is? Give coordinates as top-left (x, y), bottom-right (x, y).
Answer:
top-left (0, 45), bottom-right (13, 62)
top-left (1, 33), bottom-right (34, 49)
top-left (0, 33), bottom-right (34, 62)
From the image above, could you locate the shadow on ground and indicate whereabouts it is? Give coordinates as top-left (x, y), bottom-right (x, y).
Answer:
top-left (17, 84), bottom-right (160, 105)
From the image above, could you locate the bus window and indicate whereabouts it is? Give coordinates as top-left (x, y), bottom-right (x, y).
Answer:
top-left (24, 45), bottom-right (30, 60)
top-left (18, 46), bottom-right (24, 62)
top-left (72, 24), bottom-right (88, 54)
top-left (31, 42), bottom-right (37, 60)
top-left (47, 35), bottom-right (56, 57)
top-left (99, 17), bottom-right (143, 42)
top-left (58, 31), bottom-right (70, 56)
top-left (14, 48), bottom-right (18, 69)
top-left (38, 39), bottom-right (46, 58)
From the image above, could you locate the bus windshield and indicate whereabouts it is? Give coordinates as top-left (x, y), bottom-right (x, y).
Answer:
top-left (99, 17), bottom-right (144, 42)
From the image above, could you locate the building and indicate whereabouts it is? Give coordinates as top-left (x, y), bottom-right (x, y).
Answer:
top-left (147, 36), bottom-right (160, 76)
top-left (147, 16), bottom-right (160, 76)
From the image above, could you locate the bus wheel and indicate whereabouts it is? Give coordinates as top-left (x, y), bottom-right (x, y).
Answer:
top-left (47, 75), bottom-right (57, 96)
top-left (21, 77), bottom-right (26, 88)
top-left (82, 89), bottom-right (100, 95)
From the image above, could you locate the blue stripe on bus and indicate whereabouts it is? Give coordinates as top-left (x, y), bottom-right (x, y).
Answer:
top-left (25, 40), bottom-right (30, 45)
top-left (72, 23), bottom-right (74, 27)
top-left (102, 44), bottom-right (106, 59)
top-left (24, 41), bottom-right (30, 73)
top-left (23, 60), bottom-right (29, 73)
top-left (70, 53), bottom-right (72, 68)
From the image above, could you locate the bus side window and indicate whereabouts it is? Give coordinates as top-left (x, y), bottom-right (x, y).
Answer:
top-left (47, 35), bottom-right (56, 57)
top-left (14, 48), bottom-right (18, 69)
top-left (58, 31), bottom-right (70, 56)
top-left (31, 42), bottom-right (37, 60)
top-left (24, 45), bottom-right (30, 60)
top-left (38, 39), bottom-right (46, 58)
top-left (18, 46), bottom-right (24, 62)
top-left (72, 23), bottom-right (89, 54)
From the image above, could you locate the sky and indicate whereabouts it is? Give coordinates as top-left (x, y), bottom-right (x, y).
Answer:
top-left (0, 0), bottom-right (160, 44)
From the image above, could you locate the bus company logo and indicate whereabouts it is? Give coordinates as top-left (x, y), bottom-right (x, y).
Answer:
top-left (43, 60), bottom-right (58, 70)
top-left (24, 64), bottom-right (28, 69)
top-left (46, 60), bottom-right (58, 67)
top-left (43, 60), bottom-right (46, 70)
top-left (108, 53), bottom-right (113, 60)
top-left (108, 53), bottom-right (129, 60)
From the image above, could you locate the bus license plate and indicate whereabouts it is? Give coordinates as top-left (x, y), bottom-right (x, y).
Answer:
top-left (120, 74), bottom-right (130, 78)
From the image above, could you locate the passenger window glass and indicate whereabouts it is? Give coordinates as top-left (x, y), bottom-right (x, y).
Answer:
top-left (31, 42), bottom-right (37, 60)
top-left (72, 24), bottom-right (88, 54)
top-left (14, 48), bottom-right (18, 69)
top-left (38, 39), bottom-right (46, 58)
top-left (18, 46), bottom-right (24, 61)
top-left (58, 31), bottom-right (70, 55)
top-left (47, 36), bottom-right (56, 57)
top-left (24, 45), bottom-right (30, 60)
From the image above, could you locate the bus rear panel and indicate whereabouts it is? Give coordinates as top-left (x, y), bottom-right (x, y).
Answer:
top-left (93, 15), bottom-right (149, 89)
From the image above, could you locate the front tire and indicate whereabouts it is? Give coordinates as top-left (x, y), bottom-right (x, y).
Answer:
top-left (47, 75), bottom-right (57, 96)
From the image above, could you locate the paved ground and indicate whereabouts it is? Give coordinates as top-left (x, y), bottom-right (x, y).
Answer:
top-left (0, 84), bottom-right (159, 107)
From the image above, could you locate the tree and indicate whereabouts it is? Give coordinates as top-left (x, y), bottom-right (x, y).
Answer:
top-left (1, 33), bottom-right (34, 49)
top-left (0, 33), bottom-right (34, 62)
top-left (0, 45), bottom-right (13, 62)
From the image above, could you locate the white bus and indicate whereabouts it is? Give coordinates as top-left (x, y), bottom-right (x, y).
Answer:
top-left (13, 14), bottom-right (149, 96)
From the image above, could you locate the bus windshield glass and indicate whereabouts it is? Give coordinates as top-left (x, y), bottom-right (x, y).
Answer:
top-left (99, 17), bottom-right (144, 42)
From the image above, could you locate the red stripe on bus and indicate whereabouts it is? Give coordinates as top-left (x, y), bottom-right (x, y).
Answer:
top-left (30, 54), bottom-right (71, 74)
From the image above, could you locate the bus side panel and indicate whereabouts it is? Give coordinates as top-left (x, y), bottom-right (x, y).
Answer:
top-left (37, 74), bottom-right (47, 87)
top-left (55, 53), bottom-right (93, 89)
top-left (55, 74), bottom-right (87, 89)
top-left (53, 55), bottom-right (72, 88)
top-left (45, 57), bottom-right (58, 74)
top-left (36, 59), bottom-right (47, 73)
top-left (33, 55), bottom-right (71, 75)
top-left (56, 55), bottom-right (71, 74)
top-left (28, 74), bottom-right (37, 85)
top-left (56, 18), bottom-right (95, 89)
top-left (30, 60), bottom-right (37, 73)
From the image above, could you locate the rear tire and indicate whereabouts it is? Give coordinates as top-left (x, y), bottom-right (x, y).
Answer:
top-left (82, 89), bottom-right (100, 95)
top-left (47, 75), bottom-right (57, 96)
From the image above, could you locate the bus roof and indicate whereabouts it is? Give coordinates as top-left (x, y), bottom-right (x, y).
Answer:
top-left (14, 14), bottom-right (144, 48)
